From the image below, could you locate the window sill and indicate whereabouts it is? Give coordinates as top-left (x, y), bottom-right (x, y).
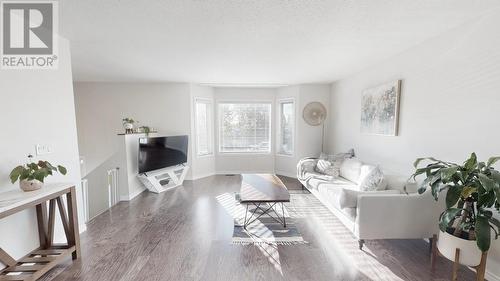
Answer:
top-left (276, 153), bottom-right (294, 158)
top-left (197, 153), bottom-right (214, 158)
top-left (218, 152), bottom-right (272, 156)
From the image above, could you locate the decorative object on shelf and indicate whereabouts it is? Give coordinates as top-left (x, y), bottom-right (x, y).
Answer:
top-left (122, 117), bottom-right (136, 134)
top-left (411, 153), bottom-right (500, 281)
top-left (139, 126), bottom-right (151, 136)
top-left (9, 155), bottom-right (67, 192)
top-left (360, 80), bottom-right (401, 136)
top-left (302, 102), bottom-right (327, 152)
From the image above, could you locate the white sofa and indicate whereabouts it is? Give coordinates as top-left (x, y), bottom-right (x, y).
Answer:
top-left (297, 156), bottom-right (442, 249)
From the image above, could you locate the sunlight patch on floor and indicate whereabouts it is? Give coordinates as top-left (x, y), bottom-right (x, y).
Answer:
top-left (298, 195), bottom-right (405, 281)
top-left (216, 192), bottom-right (283, 275)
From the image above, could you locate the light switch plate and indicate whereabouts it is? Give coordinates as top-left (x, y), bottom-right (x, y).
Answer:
top-left (36, 144), bottom-right (53, 155)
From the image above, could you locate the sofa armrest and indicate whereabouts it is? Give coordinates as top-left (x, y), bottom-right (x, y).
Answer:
top-left (297, 158), bottom-right (318, 180)
top-left (356, 190), bottom-right (442, 240)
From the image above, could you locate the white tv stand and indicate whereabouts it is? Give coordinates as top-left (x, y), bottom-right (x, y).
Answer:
top-left (137, 164), bottom-right (189, 193)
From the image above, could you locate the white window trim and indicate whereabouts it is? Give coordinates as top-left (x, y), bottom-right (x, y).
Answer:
top-left (276, 98), bottom-right (295, 157)
top-left (217, 101), bottom-right (273, 155)
top-left (194, 97), bottom-right (214, 158)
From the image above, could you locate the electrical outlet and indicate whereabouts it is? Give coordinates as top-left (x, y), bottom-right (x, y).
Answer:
top-left (36, 144), bottom-right (53, 155)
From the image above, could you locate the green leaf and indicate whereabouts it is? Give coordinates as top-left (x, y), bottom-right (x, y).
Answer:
top-left (417, 186), bottom-right (427, 195)
top-left (9, 166), bottom-right (24, 184)
top-left (476, 215), bottom-right (491, 252)
top-left (44, 161), bottom-right (57, 171)
top-left (491, 170), bottom-right (500, 186)
top-left (411, 167), bottom-right (429, 179)
top-left (487, 156), bottom-right (500, 167)
top-left (478, 173), bottom-right (498, 192)
top-left (414, 157), bottom-right (441, 168)
top-left (440, 166), bottom-right (459, 182)
top-left (490, 217), bottom-right (500, 230)
top-left (478, 192), bottom-right (495, 208)
top-left (33, 169), bottom-right (48, 182)
top-left (27, 162), bottom-right (39, 170)
top-left (439, 208), bottom-right (463, 232)
top-left (19, 168), bottom-right (31, 181)
top-left (431, 180), bottom-right (441, 200)
top-left (464, 153), bottom-right (478, 170)
top-left (57, 165), bottom-right (67, 175)
top-left (495, 189), bottom-right (500, 207)
top-left (445, 186), bottom-right (462, 208)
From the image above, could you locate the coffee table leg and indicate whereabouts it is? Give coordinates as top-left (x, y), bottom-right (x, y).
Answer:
top-left (243, 204), bottom-right (249, 229)
top-left (282, 203), bottom-right (286, 228)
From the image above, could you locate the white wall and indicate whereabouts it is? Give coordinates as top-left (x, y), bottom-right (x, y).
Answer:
top-left (214, 87), bottom-right (277, 174)
top-left (275, 84), bottom-right (330, 177)
top-left (74, 82), bottom-right (192, 216)
top-left (327, 11), bottom-right (500, 280)
top-left (0, 38), bottom-right (83, 263)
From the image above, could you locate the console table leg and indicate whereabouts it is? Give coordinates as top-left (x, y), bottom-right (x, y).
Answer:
top-left (47, 199), bottom-right (56, 247)
top-left (67, 187), bottom-right (81, 260)
top-left (36, 202), bottom-right (48, 249)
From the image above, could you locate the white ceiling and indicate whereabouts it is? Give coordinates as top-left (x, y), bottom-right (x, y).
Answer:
top-left (61, 0), bottom-right (500, 84)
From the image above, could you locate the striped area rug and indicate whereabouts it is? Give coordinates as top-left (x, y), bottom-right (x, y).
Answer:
top-left (232, 193), bottom-right (308, 245)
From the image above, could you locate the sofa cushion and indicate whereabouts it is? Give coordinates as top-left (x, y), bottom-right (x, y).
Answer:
top-left (317, 184), bottom-right (348, 210)
top-left (305, 173), bottom-right (355, 190)
top-left (339, 188), bottom-right (400, 209)
top-left (304, 171), bottom-right (335, 183)
top-left (340, 158), bottom-right (363, 184)
top-left (358, 165), bottom-right (387, 191)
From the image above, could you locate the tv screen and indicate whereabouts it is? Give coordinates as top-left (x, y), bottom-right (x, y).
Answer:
top-left (138, 135), bottom-right (188, 174)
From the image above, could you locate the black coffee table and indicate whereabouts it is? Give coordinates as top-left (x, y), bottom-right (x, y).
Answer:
top-left (239, 174), bottom-right (290, 229)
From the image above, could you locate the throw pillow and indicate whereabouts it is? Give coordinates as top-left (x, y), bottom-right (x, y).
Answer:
top-left (358, 165), bottom-right (386, 191)
top-left (315, 159), bottom-right (340, 177)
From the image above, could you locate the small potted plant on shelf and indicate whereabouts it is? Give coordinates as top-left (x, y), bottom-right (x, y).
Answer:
top-left (411, 153), bottom-right (500, 279)
top-left (139, 126), bottom-right (151, 136)
top-left (122, 118), bottom-right (136, 134)
top-left (9, 155), bottom-right (67, 192)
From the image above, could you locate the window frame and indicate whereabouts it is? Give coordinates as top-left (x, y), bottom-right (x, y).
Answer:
top-left (276, 98), bottom-right (296, 157)
top-left (217, 101), bottom-right (273, 155)
top-left (194, 97), bottom-right (214, 158)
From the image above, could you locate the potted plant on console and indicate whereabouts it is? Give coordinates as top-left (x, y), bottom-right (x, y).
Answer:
top-left (9, 154), bottom-right (67, 192)
top-left (412, 153), bottom-right (500, 281)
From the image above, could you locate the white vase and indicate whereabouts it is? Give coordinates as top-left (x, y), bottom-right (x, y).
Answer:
top-left (19, 179), bottom-right (43, 192)
top-left (437, 230), bottom-right (483, 266)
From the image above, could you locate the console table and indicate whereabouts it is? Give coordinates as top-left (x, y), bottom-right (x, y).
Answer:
top-left (0, 183), bottom-right (81, 281)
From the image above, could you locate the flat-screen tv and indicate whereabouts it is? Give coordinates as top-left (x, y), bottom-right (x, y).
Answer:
top-left (138, 135), bottom-right (188, 174)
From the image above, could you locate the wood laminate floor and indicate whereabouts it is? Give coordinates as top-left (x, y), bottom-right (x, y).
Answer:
top-left (40, 175), bottom-right (476, 281)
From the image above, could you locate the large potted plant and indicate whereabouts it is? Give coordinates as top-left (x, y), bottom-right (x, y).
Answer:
top-left (9, 155), bottom-right (67, 192)
top-left (412, 153), bottom-right (500, 274)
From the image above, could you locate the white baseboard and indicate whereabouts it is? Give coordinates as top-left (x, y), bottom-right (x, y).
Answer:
top-left (487, 270), bottom-right (500, 281)
top-left (275, 171), bottom-right (297, 178)
top-left (216, 170), bottom-right (274, 175)
top-left (188, 172), bottom-right (216, 181)
top-left (79, 223), bottom-right (87, 234)
top-left (120, 187), bottom-right (146, 201)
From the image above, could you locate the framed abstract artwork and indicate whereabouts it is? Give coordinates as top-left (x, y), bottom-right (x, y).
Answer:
top-left (360, 80), bottom-right (401, 136)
